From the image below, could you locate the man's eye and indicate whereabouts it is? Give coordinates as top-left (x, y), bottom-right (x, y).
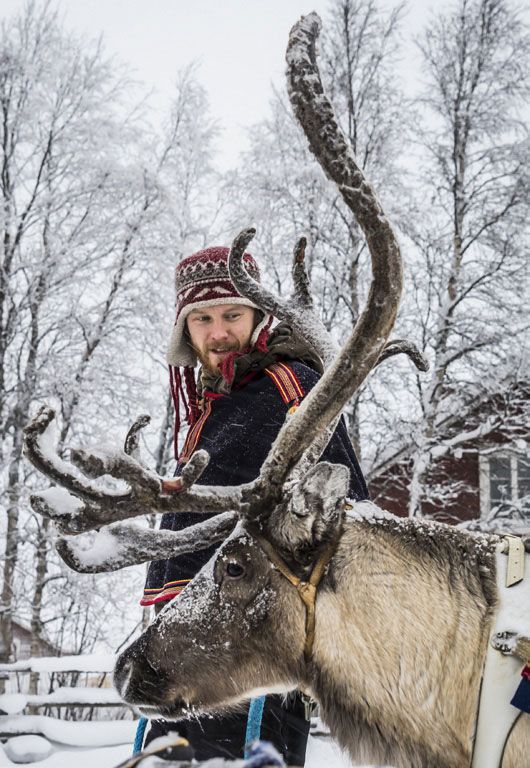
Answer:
top-left (226, 562), bottom-right (245, 578)
top-left (226, 313), bottom-right (241, 321)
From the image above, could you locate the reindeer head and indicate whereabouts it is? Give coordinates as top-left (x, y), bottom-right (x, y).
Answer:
top-left (23, 12), bottom-right (427, 723)
top-left (113, 461), bottom-right (349, 717)
top-left (115, 527), bottom-right (302, 718)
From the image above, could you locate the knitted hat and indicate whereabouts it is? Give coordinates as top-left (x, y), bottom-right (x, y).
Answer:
top-left (167, 246), bottom-right (271, 367)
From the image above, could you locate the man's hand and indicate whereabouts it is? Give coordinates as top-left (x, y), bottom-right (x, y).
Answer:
top-left (160, 477), bottom-right (184, 495)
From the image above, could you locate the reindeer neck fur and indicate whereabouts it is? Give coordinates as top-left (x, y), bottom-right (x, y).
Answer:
top-left (306, 503), bottom-right (498, 768)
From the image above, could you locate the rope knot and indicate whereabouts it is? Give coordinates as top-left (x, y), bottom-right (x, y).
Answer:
top-left (297, 582), bottom-right (317, 606)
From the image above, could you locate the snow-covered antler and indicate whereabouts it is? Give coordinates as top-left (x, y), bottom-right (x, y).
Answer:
top-left (236, 12), bottom-right (405, 506)
top-left (24, 407), bottom-right (242, 534)
top-left (56, 511), bottom-right (237, 574)
top-left (228, 228), bottom-right (337, 367)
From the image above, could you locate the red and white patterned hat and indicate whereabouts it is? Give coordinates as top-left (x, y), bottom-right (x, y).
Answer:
top-left (167, 246), bottom-right (272, 367)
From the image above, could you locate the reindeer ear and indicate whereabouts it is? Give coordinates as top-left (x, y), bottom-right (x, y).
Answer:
top-left (290, 462), bottom-right (349, 523)
top-left (271, 462), bottom-right (349, 555)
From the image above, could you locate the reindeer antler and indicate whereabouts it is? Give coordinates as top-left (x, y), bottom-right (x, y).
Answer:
top-left (56, 512), bottom-right (238, 573)
top-left (24, 407), bottom-right (243, 532)
top-left (24, 13), bottom-right (422, 573)
top-left (238, 13), bottom-right (404, 507)
top-left (228, 229), bottom-right (337, 367)
top-left (227, 23), bottom-right (427, 378)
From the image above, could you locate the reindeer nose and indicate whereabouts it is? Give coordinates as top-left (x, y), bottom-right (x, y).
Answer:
top-left (114, 647), bottom-right (136, 700)
top-left (114, 636), bottom-right (165, 704)
top-left (114, 653), bottom-right (133, 699)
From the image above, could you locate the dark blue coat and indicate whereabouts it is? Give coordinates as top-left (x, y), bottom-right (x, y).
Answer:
top-left (142, 360), bottom-right (368, 605)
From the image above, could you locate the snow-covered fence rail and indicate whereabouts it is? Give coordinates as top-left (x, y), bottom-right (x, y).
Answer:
top-left (0, 687), bottom-right (124, 714)
top-left (0, 652), bottom-right (115, 674)
top-left (0, 654), bottom-right (137, 758)
top-left (0, 653), bottom-right (132, 723)
top-left (0, 714), bottom-right (136, 745)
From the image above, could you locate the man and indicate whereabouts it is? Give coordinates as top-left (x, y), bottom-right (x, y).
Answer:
top-left (141, 245), bottom-right (368, 763)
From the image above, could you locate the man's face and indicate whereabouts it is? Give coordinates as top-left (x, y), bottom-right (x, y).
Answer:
top-left (186, 304), bottom-right (256, 373)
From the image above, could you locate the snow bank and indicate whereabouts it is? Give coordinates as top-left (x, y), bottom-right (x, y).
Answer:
top-left (4, 735), bottom-right (52, 764)
top-left (0, 743), bottom-right (131, 768)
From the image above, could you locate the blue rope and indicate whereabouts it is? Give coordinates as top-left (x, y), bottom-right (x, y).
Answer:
top-left (244, 696), bottom-right (266, 758)
top-left (133, 716), bottom-right (148, 755)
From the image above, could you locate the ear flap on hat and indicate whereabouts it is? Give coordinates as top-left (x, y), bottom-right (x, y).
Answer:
top-left (250, 312), bottom-right (274, 348)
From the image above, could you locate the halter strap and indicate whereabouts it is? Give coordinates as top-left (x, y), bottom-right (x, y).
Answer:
top-left (247, 525), bottom-right (340, 663)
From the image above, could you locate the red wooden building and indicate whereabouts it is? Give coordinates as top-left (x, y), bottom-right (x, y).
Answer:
top-left (369, 381), bottom-right (530, 531)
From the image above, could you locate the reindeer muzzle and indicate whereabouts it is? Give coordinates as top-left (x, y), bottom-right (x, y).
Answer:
top-left (115, 636), bottom-right (172, 709)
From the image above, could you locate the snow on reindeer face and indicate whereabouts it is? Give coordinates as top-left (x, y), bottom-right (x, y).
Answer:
top-left (114, 526), bottom-right (305, 719)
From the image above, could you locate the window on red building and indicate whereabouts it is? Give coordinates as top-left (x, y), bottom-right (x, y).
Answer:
top-left (480, 453), bottom-right (530, 518)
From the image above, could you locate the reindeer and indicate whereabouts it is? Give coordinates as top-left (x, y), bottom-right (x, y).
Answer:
top-left (23, 13), bottom-right (529, 768)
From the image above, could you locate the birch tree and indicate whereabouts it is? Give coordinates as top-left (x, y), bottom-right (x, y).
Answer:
top-left (0, 0), bottom-right (141, 673)
top-left (0, 1), bottom-right (220, 674)
top-left (400, 0), bottom-right (529, 516)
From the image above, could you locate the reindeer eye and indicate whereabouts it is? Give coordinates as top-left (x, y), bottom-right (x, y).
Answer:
top-left (226, 562), bottom-right (245, 578)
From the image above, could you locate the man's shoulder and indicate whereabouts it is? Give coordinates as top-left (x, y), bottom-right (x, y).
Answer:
top-left (249, 359), bottom-right (321, 401)
top-left (280, 359), bottom-right (321, 384)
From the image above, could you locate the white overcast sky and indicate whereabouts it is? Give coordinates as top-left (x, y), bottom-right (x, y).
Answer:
top-left (3, 0), bottom-right (440, 168)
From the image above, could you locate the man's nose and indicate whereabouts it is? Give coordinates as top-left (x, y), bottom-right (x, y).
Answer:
top-left (209, 320), bottom-right (230, 341)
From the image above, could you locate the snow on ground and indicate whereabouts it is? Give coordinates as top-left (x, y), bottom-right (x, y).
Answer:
top-left (0, 741), bottom-right (130, 767)
top-left (3, 736), bottom-right (51, 763)
top-left (0, 733), bottom-right (373, 767)
top-left (0, 709), bottom-right (389, 767)
top-left (0, 716), bottom-right (136, 747)
top-left (306, 734), bottom-right (353, 766)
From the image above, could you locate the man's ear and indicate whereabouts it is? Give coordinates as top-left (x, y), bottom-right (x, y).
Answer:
top-left (269, 462), bottom-right (349, 557)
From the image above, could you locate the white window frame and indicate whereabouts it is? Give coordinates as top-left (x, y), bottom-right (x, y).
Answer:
top-left (479, 450), bottom-right (528, 518)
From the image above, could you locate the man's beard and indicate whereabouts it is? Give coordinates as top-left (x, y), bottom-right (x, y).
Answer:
top-left (195, 342), bottom-right (241, 373)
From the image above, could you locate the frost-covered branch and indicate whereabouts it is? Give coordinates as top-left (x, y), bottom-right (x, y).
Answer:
top-left (430, 417), bottom-right (502, 460)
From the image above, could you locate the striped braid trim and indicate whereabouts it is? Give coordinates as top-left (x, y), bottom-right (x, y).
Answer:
top-left (264, 362), bottom-right (305, 406)
top-left (179, 399), bottom-right (213, 462)
top-left (140, 578), bottom-right (191, 606)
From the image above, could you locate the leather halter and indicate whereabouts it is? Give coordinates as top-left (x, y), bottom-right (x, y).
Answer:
top-left (247, 525), bottom-right (341, 663)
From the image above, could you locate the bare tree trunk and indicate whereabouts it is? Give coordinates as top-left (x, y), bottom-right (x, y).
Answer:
top-left (154, 389), bottom-right (175, 476)
top-left (28, 518), bottom-right (51, 698)
top-left (0, 431), bottom-right (23, 690)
